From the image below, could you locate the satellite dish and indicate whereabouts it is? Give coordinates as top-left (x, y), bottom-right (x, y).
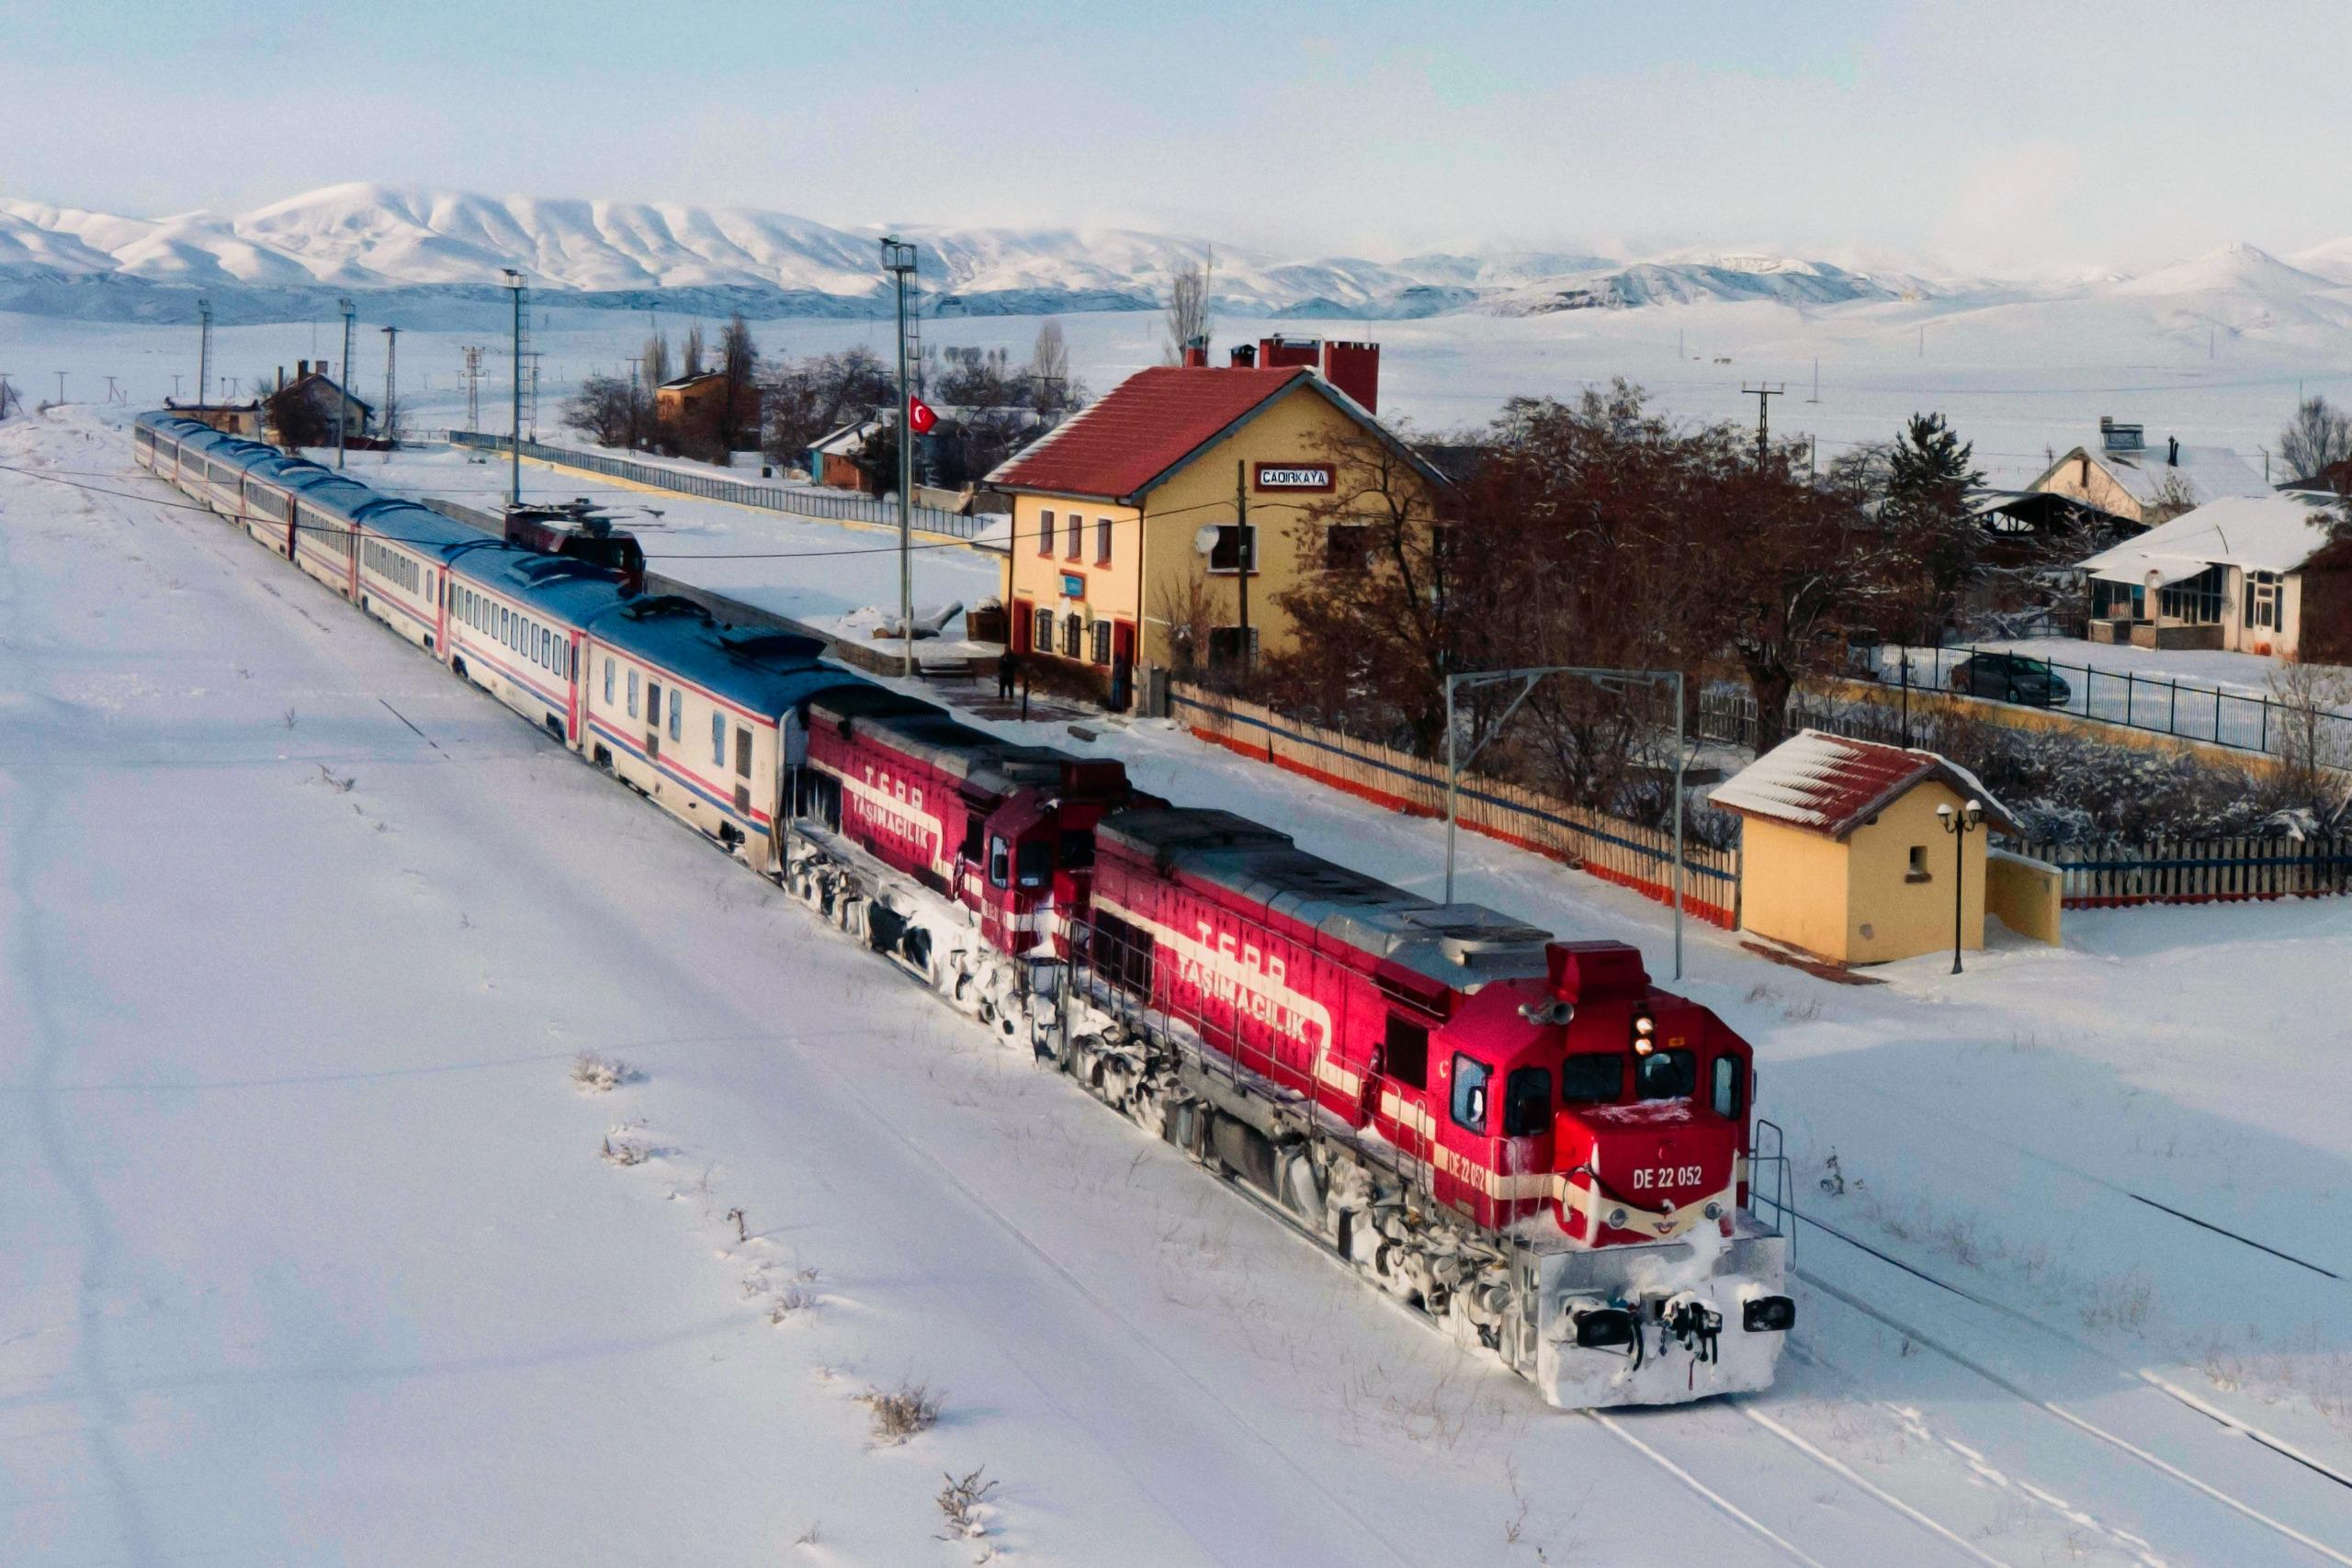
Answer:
top-left (1194, 525), bottom-right (1222, 555)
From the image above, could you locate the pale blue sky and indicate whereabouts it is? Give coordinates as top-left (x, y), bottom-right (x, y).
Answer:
top-left (3, 0), bottom-right (2344, 272)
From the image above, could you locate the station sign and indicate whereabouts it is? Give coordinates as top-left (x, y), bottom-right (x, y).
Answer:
top-left (1253, 462), bottom-right (1334, 491)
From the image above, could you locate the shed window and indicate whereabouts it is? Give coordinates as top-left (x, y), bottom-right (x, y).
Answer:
top-left (1382, 1015), bottom-right (1429, 1089)
top-left (1450, 1054), bottom-right (1491, 1134)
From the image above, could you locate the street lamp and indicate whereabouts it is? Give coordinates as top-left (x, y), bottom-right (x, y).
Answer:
top-left (1934, 799), bottom-right (1984, 975)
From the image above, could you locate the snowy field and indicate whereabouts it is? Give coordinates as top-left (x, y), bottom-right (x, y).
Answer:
top-left (7, 389), bottom-right (2352, 1557)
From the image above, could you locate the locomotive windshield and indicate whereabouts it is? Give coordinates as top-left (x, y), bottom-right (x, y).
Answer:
top-left (1559, 1052), bottom-right (1625, 1104)
top-left (1634, 1047), bottom-right (1699, 1100)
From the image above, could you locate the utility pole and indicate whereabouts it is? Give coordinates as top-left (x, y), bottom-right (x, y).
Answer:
top-left (881, 236), bottom-right (918, 680)
top-left (1235, 459), bottom-right (1252, 687)
top-left (170, 373), bottom-right (181, 400)
top-left (1741, 382), bottom-right (1786, 466)
top-left (104, 375), bottom-right (121, 405)
top-left (380, 325), bottom-right (399, 459)
top-left (1807, 356), bottom-right (1820, 403)
top-left (197, 297), bottom-right (212, 407)
top-left (54, 371), bottom-right (67, 406)
top-left (626, 355), bottom-right (642, 449)
top-left (503, 270), bottom-right (526, 507)
top-left (460, 345), bottom-right (483, 433)
top-left (0, 374), bottom-right (15, 422)
top-left (335, 297), bottom-right (355, 469)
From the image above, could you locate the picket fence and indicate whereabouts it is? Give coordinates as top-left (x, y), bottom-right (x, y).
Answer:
top-left (2008, 835), bottom-right (2352, 909)
top-left (1169, 685), bottom-right (1740, 928)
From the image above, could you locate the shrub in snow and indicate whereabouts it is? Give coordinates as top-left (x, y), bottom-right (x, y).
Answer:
top-left (859, 1381), bottom-right (941, 1444)
top-left (600, 1134), bottom-right (651, 1167)
top-left (571, 1052), bottom-right (632, 1093)
top-left (935, 1466), bottom-right (1000, 1545)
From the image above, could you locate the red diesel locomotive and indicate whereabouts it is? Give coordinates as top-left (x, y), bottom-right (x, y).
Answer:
top-left (786, 714), bottom-right (1793, 1409)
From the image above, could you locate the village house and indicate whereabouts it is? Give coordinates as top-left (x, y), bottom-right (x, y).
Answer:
top-left (2076, 491), bottom-right (2352, 658)
top-left (654, 370), bottom-right (762, 452)
top-left (160, 399), bottom-right (263, 438)
top-left (266, 360), bottom-right (373, 444)
top-left (1711, 730), bottom-right (2040, 965)
top-left (988, 336), bottom-right (1449, 706)
top-left (2027, 416), bottom-right (2267, 530)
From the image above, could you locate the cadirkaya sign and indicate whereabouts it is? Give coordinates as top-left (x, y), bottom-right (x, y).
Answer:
top-left (1253, 462), bottom-right (1333, 491)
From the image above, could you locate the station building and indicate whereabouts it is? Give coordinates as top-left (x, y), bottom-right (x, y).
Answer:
top-left (989, 337), bottom-right (1449, 705)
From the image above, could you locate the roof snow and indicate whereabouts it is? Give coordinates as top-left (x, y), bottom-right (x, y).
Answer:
top-left (1710, 729), bottom-right (2019, 840)
top-left (2078, 492), bottom-right (2340, 584)
top-left (2040, 440), bottom-right (2268, 511)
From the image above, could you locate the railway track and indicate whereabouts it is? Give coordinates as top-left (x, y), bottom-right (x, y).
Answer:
top-left (1797, 1209), bottom-right (2352, 1566)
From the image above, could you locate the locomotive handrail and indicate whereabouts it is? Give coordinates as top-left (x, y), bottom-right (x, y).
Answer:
top-left (1747, 1116), bottom-right (1795, 1262)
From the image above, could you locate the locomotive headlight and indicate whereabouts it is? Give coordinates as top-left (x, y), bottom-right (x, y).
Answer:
top-left (1703, 1201), bottom-right (1724, 1221)
top-left (1606, 1207), bottom-right (1628, 1229)
top-left (1631, 1010), bottom-right (1657, 1054)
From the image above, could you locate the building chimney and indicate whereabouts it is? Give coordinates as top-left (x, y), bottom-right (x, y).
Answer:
top-left (2167, 435), bottom-right (2179, 467)
top-left (276, 366), bottom-right (286, 392)
top-left (298, 359), bottom-right (309, 378)
top-left (1319, 341), bottom-right (1381, 413)
top-left (1257, 335), bottom-right (1321, 370)
top-left (1182, 337), bottom-right (1209, 369)
top-left (1228, 343), bottom-right (1257, 367)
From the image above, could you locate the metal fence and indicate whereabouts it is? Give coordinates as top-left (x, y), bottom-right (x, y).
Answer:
top-left (447, 430), bottom-right (982, 542)
top-left (1170, 683), bottom-right (1740, 929)
top-left (2008, 835), bottom-right (2352, 908)
top-left (1858, 642), bottom-right (2352, 760)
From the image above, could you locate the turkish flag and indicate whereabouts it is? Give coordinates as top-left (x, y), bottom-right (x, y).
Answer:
top-left (907, 395), bottom-right (937, 434)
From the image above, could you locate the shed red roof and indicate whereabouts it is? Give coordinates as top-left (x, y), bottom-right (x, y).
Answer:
top-left (1708, 729), bottom-right (2020, 840)
top-left (990, 366), bottom-right (1317, 501)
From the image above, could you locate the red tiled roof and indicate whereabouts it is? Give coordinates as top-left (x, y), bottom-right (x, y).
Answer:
top-left (990, 366), bottom-right (1316, 500)
top-left (1708, 729), bottom-right (2020, 839)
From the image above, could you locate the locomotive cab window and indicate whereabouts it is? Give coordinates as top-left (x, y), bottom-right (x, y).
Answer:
top-left (1015, 839), bottom-right (1051, 888)
top-left (1450, 1054), bottom-right (1491, 1134)
top-left (960, 817), bottom-right (986, 865)
top-left (1382, 1015), bottom-right (1429, 1089)
top-left (1710, 1055), bottom-right (1744, 1121)
top-left (1058, 830), bottom-right (1094, 872)
top-left (1635, 1046), bottom-right (1699, 1101)
top-left (1560, 1052), bottom-right (1625, 1104)
top-left (988, 835), bottom-right (1010, 889)
top-left (1503, 1067), bottom-right (1553, 1136)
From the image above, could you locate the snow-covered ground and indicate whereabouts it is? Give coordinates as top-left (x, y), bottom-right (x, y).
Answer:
top-left (9, 396), bottom-right (2352, 1560)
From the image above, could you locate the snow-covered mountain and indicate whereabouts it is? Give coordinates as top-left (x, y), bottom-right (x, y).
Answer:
top-left (8, 184), bottom-right (2352, 337)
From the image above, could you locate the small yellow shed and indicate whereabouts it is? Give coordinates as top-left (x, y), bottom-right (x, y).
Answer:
top-left (1710, 730), bottom-right (2024, 965)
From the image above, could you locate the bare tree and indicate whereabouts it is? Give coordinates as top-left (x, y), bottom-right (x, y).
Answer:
top-left (560, 373), bottom-right (639, 447)
top-left (1163, 260), bottom-right (1210, 364)
top-left (1030, 321), bottom-right (1084, 418)
top-left (714, 314), bottom-right (761, 453)
top-left (2143, 468), bottom-right (2200, 525)
top-left (2280, 395), bottom-right (2352, 487)
top-left (1154, 573), bottom-right (1224, 682)
top-left (2266, 652), bottom-right (2352, 830)
top-left (682, 323), bottom-right (707, 379)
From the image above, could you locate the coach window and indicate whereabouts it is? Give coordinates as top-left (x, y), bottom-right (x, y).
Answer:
top-left (1710, 1055), bottom-right (1744, 1121)
top-left (711, 711), bottom-right (727, 768)
top-left (988, 834), bottom-right (1010, 888)
top-left (667, 689), bottom-right (683, 741)
top-left (1560, 1053), bottom-right (1626, 1104)
top-left (604, 659), bottom-right (616, 705)
top-left (1503, 1067), bottom-right (1553, 1136)
top-left (1635, 1045), bottom-right (1699, 1102)
top-left (1450, 1054), bottom-right (1491, 1134)
top-left (735, 728), bottom-right (752, 778)
top-left (1382, 1014), bottom-right (1429, 1089)
top-left (628, 670), bottom-right (640, 717)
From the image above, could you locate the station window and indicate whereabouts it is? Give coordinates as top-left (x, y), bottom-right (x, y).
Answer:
top-left (1207, 523), bottom-right (1257, 573)
top-left (1382, 1015), bottom-right (1430, 1089)
top-left (1061, 614), bottom-right (1082, 658)
top-left (1037, 509), bottom-right (1056, 556)
top-left (1090, 620), bottom-right (1112, 665)
top-left (1450, 1054), bottom-right (1491, 1134)
top-left (1095, 515), bottom-right (1113, 565)
top-left (1034, 608), bottom-right (1054, 652)
top-left (1064, 516), bottom-right (1081, 561)
top-left (1559, 1053), bottom-right (1625, 1103)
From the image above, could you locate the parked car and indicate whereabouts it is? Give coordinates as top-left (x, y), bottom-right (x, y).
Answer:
top-left (1948, 652), bottom-right (2072, 707)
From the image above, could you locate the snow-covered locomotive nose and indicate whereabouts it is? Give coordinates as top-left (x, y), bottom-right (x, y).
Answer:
top-left (1534, 1229), bottom-right (1792, 1409)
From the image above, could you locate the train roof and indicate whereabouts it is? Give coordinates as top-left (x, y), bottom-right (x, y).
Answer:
top-left (807, 684), bottom-right (1090, 798)
top-left (348, 495), bottom-right (497, 557)
top-left (587, 594), bottom-right (866, 718)
top-left (1101, 807), bottom-right (1554, 990)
